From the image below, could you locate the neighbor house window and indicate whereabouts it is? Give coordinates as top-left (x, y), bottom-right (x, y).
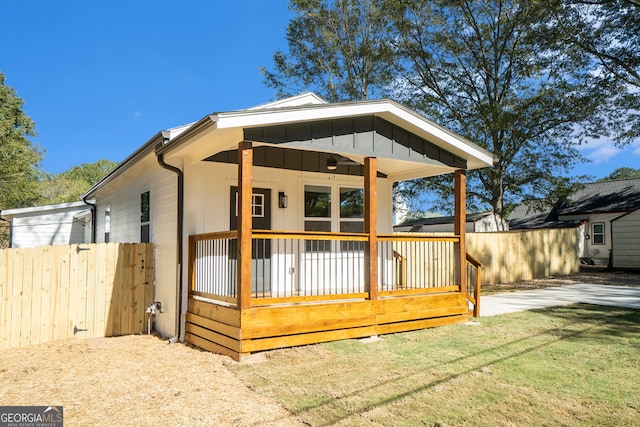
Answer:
top-left (140, 191), bottom-right (150, 243)
top-left (104, 206), bottom-right (111, 243)
top-left (592, 222), bottom-right (605, 245)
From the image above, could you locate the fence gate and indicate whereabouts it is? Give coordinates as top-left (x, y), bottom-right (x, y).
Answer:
top-left (0, 243), bottom-right (154, 349)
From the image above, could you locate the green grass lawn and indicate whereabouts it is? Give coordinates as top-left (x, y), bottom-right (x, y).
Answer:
top-left (230, 305), bottom-right (640, 426)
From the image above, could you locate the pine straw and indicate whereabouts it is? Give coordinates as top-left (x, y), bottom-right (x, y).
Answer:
top-left (0, 335), bottom-right (302, 426)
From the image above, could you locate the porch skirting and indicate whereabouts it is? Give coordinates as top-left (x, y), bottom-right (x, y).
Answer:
top-left (185, 293), bottom-right (468, 361)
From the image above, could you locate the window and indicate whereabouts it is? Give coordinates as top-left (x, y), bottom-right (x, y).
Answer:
top-left (304, 185), bottom-right (332, 232)
top-left (592, 223), bottom-right (605, 245)
top-left (304, 185), bottom-right (332, 251)
top-left (141, 191), bottom-right (150, 243)
top-left (252, 194), bottom-right (264, 217)
top-left (304, 184), bottom-right (364, 251)
top-left (339, 187), bottom-right (364, 250)
top-left (104, 207), bottom-right (111, 243)
top-left (235, 193), bottom-right (265, 217)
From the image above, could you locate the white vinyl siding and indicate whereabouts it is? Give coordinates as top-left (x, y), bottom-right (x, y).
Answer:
top-left (91, 153), bottom-right (178, 337)
top-left (7, 205), bottom-right (91, 248)
top-left (612, 209), bottom-right (640, 268)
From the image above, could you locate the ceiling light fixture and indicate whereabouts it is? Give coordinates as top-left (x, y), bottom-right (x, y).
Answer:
top-left (326, 156), bottom-right (338, 171)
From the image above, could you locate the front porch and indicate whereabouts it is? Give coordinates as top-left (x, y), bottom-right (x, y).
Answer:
top-left (186, 230), bottom-right (480, 361)
top-left (156, 97), bottom-right (493, 360)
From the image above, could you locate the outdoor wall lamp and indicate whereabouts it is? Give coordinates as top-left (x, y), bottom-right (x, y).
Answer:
top-left (279, 192), bottom-right (288, 208)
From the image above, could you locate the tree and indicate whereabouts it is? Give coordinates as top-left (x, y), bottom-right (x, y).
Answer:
top-left (0, 72), bottom-right (44, 210)
top-left (388, 0), bottom-right (617, 216)
top-left (39, 159), bottom-right (118, 204)
top-left (544, 0), bottom-right (640, 145)
top-left (265, 0), bottom-right (622, 217)
top-left (598, 167), bottom-right (640, 181)
top-left (261, 0), bottom-right (395, 102)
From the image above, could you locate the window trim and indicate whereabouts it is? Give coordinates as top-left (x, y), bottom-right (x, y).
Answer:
top-left (592, 222), bottom-right (605, 245)
top-left (233, 192), bottom-right (266, 218)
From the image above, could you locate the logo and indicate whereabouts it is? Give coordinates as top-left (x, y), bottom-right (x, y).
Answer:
top-left (0, 406), bottom-right (63, 427)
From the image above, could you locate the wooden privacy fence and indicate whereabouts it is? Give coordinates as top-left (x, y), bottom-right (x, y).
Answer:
top-left (0, 243), bottom-right (154, 349)
top-left (400, 228), bottom-right (580, 285)
top-left (466, 228), bottom-right (580, 284)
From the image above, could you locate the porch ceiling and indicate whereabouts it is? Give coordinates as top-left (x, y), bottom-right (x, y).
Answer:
top-left (205, 146), bottom-right (387, 178)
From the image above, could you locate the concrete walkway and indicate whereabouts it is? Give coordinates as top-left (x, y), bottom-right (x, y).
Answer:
top-left (480, 284), bottom-right (640, 317)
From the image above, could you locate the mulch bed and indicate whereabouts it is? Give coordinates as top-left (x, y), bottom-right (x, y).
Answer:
top-left (0, 335), bottom-right (302, 426)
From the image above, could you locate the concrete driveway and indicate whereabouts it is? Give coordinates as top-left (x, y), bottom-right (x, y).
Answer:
top-left (480, 284), bottom-right (640, 317)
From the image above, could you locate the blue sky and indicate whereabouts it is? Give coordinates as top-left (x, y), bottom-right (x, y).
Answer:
top-left (1, 0), bottom-right (638, 179)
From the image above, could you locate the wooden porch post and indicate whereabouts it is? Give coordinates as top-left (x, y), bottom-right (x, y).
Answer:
top-left (237, 141), bottom-right (253, 309)
top-left (365, 157), bottom-right (378, 300)
top-left (454, 169), bottom-right (467, 292)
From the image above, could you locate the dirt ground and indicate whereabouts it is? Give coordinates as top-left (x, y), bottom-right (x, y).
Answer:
top-left (1, 266), bottom-right (637, 426)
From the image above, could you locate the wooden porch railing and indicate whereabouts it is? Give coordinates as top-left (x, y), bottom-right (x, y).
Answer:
top-left (189, 231), bottom-right (470, 307)
top-left (465, 252), bottom-right (482, 317)
top-left (378, 234), bottom-right (459, 295)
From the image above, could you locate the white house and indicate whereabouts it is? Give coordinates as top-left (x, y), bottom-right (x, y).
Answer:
top-left (0, 201), bottom-right (92, 248)
top-left (80, 93), bottom-right (494, 358)
top-left (394, 212), bottom-right (508, 233)
top-left (508, 178), bottom-right (640, 266)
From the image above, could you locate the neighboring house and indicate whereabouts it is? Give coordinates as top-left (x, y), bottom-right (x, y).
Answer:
top-left (394, 212), bottom-right (508, 232)
top-left (0, 201), bottom-right (92, 248)
top-left (611, 208), bottom-right (640, 269)
top-left (80, 92), bottom-right (494, 359)
top-left (508, 178), bottom-right (640, 266)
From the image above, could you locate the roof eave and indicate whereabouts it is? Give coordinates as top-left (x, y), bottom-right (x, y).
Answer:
top-left (82, 132), bottom-right (164, 198)
top-left (155, 115), bottom-right (218, 157)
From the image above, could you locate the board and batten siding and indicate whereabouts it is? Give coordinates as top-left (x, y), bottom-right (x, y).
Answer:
top-left (612, 209), bottom-right (640, 269)
top-left (92, 153), bottom-right (179, 337)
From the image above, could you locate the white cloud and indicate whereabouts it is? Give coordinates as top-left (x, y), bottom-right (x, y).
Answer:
top-left (133, 110), bottom-right (142, 118)
top-left (579, 139), bottom-right (621, 163)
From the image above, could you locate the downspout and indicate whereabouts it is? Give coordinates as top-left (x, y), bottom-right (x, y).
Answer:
top-left (82, 197), bottom-right (97, 243)
top-left (156, 131), bottom-right (184, 343)
top-left (0, 211), bottom-right (12, 248)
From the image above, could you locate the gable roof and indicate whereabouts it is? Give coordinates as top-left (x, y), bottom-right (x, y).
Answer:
top-left (246, 92), bottom-right (327, 110)
top-left (159, 97), bottom-right (494, 180)
top-left (508, 177), bottom-right (640, 229)
top-left (84, 93), bottom-right (494, 198)
top-left (507, 203), bottom-right (583, 229)
top-left (558, 178), bottom-right (640, 215)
